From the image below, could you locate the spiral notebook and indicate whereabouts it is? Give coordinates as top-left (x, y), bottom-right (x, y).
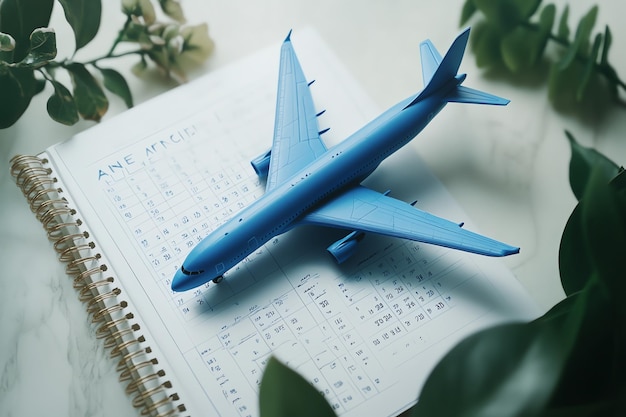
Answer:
top-left (10, 28), bottom-right (539, 417)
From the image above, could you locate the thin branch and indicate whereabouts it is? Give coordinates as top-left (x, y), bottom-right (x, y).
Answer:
top-left (106, 15), bottom-right (133, 58)
top-left (521, 21), bottom-right (626, 93)
top-left (84, 50), bottom-right (146, 67)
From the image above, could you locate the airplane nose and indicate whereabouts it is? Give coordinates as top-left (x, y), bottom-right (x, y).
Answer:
top-left (171, 265), bottom-right (216, 292)
top-left (171, 267), bottom-right (189, 292)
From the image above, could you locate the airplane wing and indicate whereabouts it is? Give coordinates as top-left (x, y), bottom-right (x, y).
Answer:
top-left (266, 31), bottom-right (327, 191)
top-left (300, 186), bottom-right (519, 257)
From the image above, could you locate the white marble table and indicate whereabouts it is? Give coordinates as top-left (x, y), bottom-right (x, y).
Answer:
top-left (1, 1), bottom-right (625, 416)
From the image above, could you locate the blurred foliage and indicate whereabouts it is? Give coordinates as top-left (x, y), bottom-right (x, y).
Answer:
top-left (460, 0), bottom-right (625, 111)
top-left (0, 0), bottom-right (214, 129)
top-left (413, 132), bottom-right (626, 417)
top-left (260, 357), bottom-right (337, 417)
top-left (258, 135), bottom-right (626, 417)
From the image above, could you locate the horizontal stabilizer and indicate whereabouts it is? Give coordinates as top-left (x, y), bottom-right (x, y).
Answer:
top-left (447, 85), bottom-right (510, 105)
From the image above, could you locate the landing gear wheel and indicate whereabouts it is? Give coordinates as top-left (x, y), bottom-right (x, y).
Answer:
top-left (212, 276), bottom-right (224, 284)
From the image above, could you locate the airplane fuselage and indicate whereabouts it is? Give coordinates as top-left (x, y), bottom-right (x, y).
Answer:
top-left (173, 92), bottom-right (449, 291)
top-left (172, 29), bottom-right (515, 292)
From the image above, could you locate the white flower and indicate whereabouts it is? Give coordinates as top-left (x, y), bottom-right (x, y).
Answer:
top-left (180, 23), bottom-right (214, 63)
top-left (122, 0), bottom-right (156, 25)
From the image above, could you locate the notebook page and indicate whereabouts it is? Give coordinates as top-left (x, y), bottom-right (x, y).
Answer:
top-left (44, 28), bottom-right (540, 417)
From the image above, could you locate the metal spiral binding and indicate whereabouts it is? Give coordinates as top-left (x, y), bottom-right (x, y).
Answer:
top-left (10, 155), bottom-right (187, 417)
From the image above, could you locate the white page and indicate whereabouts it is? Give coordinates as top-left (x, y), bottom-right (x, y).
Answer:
top-left (43, 28), bottom-right (540, 417)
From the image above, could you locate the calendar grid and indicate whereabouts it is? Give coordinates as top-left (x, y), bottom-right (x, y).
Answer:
top-left (100, 130), bottom-right (493, 416)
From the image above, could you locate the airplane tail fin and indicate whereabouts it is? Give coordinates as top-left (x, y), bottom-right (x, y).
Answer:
top-left (407, 28), bottom-right (509, 107)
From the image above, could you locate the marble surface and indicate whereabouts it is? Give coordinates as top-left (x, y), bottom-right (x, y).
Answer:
top-left (1, 1), bottom-right (625, 416)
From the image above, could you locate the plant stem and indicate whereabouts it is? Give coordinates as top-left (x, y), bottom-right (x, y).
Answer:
top-left (46, 49), bottom-right (145, 70)
top-left (521, 21), bottom-right (626, 93)
top-left (547, 33), bottom-right (626, 92)
top-left (85, 50), bottom-right (146, 67)
top-left (106, 15), bottom-right (133, 58)
top-left (45, 14), bottom-right (143, 71)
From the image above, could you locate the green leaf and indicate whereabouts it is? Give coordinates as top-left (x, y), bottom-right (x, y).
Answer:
top-left (0, 0), bottom-right (54, 62)
top-left (536, 4), bottom-right (556, 54)
top-left (566, 130), bottom-right (619, 201)
top-left (46, 80), bottom-right (79, 125)
top-left (412, 319), bottom-right (570, 417)
top-left (460, 0), bottom-right (477, 26)
top-left (500, 5), bottom-right (554, 73)
top-left (547, 283), bottom-right (620, 409)
top-left (581, 166), bottom-right (626, 316)
top-left (601, 63), bottom-right (620, 101)
top-left (557, 4), bottom-right (570, 40)
top-left (57, 0), bottom-right (102, 51)
top-left (600, 26), bottom-right (612, 66)
top-left (20, 28), bottom-right (56, 67)
top-left (473, 0), bottom-right (515, 31)
top-left (512, 0), bottom-right (542, 20)
top-left (500, 27), bottom-right (531, 72)
top-left (0, 31), bottom-right (15, 62)
top-left (558, 5), bottom-right (598, 71)
top-left (66, 63), bottom-right (108, 122)
top-left (473, 0), bottom-right (541, 31)
top-left (610, 168), bottom-right (626, 190)
top-left (534, 289), bottom-right (583, 324)
top-left (413, 286), bottom-right (592, 417)
top-left (0, 67), bottom-right (37, 128)
top-left (597, 26), bottom-right (620, 100)
top-left (559, 203), bottom-right (593, 296)
top-left (470, 22), bottom-right (502, 68)
top-left (576, 33), bottom-right (602, 101)
top-left (34, 77), bottom-right (46, 95)
top-left (99, 67), bottom-right (133, 108)
top-left (259, 357), bottom-right (336, 417)
top-left (548, 60), bottom-right (579, 108)
top-left (0, 32), bottom-right (15, 51)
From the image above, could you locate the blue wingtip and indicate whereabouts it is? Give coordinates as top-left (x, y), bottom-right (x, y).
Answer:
top-left (500, 245), bottom-right (520, 257)
top-left (285, 29), bottom-right (293, 42)
top-left (502, 247), bottom-right (521, 257)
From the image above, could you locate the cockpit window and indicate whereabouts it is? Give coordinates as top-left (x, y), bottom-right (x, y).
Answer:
top-left (181, 266), bottom-right (204, 276)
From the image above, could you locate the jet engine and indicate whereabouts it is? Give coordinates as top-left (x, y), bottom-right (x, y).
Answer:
top-left (250, 149), bottom-right (271, 178)
top-left (326, 230), bottom-right (365, 264)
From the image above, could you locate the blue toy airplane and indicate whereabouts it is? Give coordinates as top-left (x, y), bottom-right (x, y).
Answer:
top-left (171, 28), bottom-right (519, 292)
